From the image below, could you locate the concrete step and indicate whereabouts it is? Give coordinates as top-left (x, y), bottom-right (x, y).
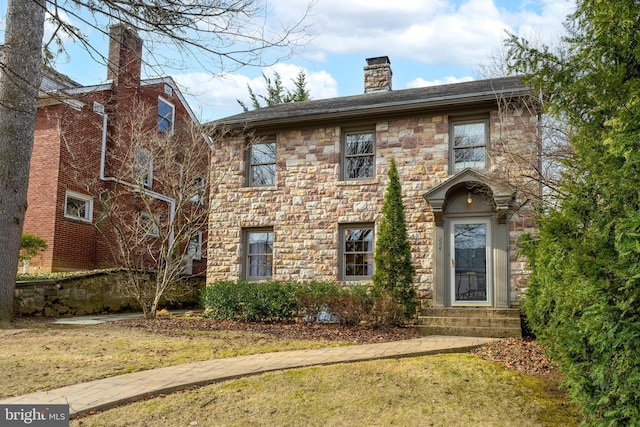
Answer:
top-left (417, 308), bottom-right (523, 338)
top-left (417, 316), bottom-right (521, 329)
top-left (417, 324), bottom-right (523, 339)
top-left (420, 307), bottom-right (521, 318)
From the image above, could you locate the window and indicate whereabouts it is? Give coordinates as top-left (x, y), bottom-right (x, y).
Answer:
top-left (343, 129), bottom-right (375, 180)
top-left (248, 141), bottom-right (276, 186)
top-left (140, 212), bottom-right (159, 238)
top-left (135, 147), bottom-right (153, 188)
top-left (188, 232), bottom-right (203, 261)
top-left (340, 224), bottom-right (374, 280)
top-left (451, 119), bottom-right (488, 171)
top-left (158, 97), bottom-right (175, 133)
top-left (64, 191), bottom-right (93, 223)
top-left (244, 228), bottom-right (273, 280)
top-left (189, 177), bottom-right (205, 205)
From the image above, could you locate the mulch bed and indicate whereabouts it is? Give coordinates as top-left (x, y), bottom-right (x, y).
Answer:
top-left (116, 317), bottom-right (556, 376)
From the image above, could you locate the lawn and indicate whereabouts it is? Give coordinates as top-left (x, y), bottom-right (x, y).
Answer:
top-left (1, 316), bottom-right (580, 426)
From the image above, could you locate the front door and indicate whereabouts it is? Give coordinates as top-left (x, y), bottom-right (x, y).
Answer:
top-left (450, 218), bottom-right (492, 306)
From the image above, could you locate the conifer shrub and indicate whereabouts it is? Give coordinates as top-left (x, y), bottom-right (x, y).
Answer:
top-left (371, 158), bottom-right (417, 322)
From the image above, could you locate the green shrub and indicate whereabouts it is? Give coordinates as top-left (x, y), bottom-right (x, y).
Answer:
top-left (201, 281), bottom-right (374, 325)
top-left (295, 281), bottom-right (342, 322)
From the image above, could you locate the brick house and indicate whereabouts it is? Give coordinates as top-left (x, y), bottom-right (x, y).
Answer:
top-left (207, 57), bottom-right (540, 336)
top-left (22, 25), bottom-right (207, 275)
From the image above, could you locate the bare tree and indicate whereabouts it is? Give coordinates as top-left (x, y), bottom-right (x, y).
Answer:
top-left (0, 0), bottom-right (314, 323)
top-left (475, 40), bottom-right (573, 209)
top-left (92, 102), bottom-right (216, 318)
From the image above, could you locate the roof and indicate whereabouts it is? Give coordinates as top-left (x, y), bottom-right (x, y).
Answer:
top-left (208, 75), bottom-right (531, 130)
top-left (39, 75), bottom-right (200, 125)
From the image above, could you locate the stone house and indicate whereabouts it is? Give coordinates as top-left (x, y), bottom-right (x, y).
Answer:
top-left (22, 25), bottom-right (208, 275)
top-left (206, 57), bottom-right (540, 336)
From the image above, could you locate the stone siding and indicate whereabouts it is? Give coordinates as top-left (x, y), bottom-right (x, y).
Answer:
top-left (208, 108), bottom-right (539, 303)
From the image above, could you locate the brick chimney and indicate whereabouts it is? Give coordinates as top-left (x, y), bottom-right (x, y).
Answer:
top-left (107, 24), bottom-right (143, 88)
top-left (364, 56), bottom-right (392, 93)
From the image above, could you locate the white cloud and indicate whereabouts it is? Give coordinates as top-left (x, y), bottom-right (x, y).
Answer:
top-left (173, 63), bottom-right (339, 121)
top-left (275, 0), bottom-right (569, 67)
top-left (406, 75), bottom-right (475, 88)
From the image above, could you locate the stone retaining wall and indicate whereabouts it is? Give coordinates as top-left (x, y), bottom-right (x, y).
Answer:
top-left (14, 270), bottom-right (204, 317)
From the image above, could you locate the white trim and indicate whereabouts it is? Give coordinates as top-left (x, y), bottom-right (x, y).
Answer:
top-left (64, 191), bottom-right (93, 223)
top-left (188, 231), bottom-right (203, 261)
top-left (158, 96), bottom-right (175, 134)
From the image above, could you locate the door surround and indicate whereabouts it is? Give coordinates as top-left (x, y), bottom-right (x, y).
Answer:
top-left (423, 168), bottom-right (516, 308)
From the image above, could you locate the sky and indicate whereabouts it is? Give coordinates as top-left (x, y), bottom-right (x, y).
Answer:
top-left (2, 0), bottom-right (574, 122)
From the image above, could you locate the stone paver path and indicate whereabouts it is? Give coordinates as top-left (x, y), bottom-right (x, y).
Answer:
top-left (0, 335), bottom-right (494, 417)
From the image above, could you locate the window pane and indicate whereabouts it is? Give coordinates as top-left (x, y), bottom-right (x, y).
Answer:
top-left (158, 99), bottom-right (174, 133)
top-left (251, 142), bottom-right (275, 164)
top-left (251, 164), bottom-right (276, 186)
top-left (454, 147), bottom-right (486, 163)
top-left (344, 132), bottom-right (374, 179)
top-left (247, 230), bottom-right (273, 279)
top-left (343, 227), bottom-right (374, 278)
top-left (346, 156), bottom-right (374, 179)
top-left (453, 123), bottom-right (485, 148)
top-left (135, 148), bottom-right (152, 186)
top-left (66, 197), bottom-right (87, 219)
top-left (346, 133), bottom-right (374, 155)
top-left (250, 142), bottom-right (276, 186)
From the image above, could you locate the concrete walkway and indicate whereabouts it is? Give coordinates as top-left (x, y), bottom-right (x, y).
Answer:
top-left (0, 335), bottom-right (494, 417)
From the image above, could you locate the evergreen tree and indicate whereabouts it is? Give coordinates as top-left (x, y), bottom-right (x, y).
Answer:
top-left (508, 1), bottom-right (640, 423)
top-left (238, 70), bottom-right (311, 111)
top-left (372, 158), bottom-right (416, 320)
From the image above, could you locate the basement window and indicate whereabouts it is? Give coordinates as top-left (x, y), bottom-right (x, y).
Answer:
top-left (64, 191), bottom-right (93, 223)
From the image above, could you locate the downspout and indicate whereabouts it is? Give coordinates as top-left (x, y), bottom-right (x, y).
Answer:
top-left (97, 107), bottom-right (176, 247)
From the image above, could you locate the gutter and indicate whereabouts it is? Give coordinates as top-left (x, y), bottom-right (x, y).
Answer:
top-left (96, 104), bottom-right (176, 247)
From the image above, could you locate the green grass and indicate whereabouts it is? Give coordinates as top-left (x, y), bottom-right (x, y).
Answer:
top-left (71, 354), bottom-right (580, 426)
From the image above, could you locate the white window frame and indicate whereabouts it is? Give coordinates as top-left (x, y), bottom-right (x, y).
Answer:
top-left (188, 231), bottom-right (203, 261)
top-left (158, 96), bottom-right (175, 134)
top-left (190, 176), bottom-right (205, 205)
top-left (140, 212), bottom-right (160, 238)
top-left (64, 191), bottom-right (93, 223)
top-left (135, 147), bottom-right (153, 188)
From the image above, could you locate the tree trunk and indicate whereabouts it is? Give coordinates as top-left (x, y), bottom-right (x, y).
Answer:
top-left (0, 0), bottom-right (45, 324)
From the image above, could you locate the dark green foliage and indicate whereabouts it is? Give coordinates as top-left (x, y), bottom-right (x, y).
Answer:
top-left (200, 281), bottom-right (373, 325)
top-left (371, 158), bottom-right (417, 321)
top-left (200, 280), bottom-right (297, 322)
top-left (510, 1), bottom-right (640, 424)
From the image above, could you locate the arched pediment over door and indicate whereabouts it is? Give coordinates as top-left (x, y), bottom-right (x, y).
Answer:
top-left (423, 168), bottom-right (516, 308)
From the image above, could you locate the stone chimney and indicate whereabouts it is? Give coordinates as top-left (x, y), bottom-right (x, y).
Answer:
top-left (364, 56), bottom-right (392, 93)
top-left (107, 24), bottom-right (143, 88)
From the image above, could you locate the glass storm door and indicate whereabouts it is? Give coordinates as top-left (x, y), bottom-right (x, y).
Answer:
top-left (450, 219), bottom-right (491, 305)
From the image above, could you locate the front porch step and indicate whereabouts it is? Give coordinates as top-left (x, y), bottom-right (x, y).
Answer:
top-left (417, 308), bottom-right (522, 338)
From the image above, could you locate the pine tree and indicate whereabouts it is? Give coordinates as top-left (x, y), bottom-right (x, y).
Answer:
top-left (238, 70), bottom-right (311, 111)
top-left (372, 158), bottom-right (417, 320)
